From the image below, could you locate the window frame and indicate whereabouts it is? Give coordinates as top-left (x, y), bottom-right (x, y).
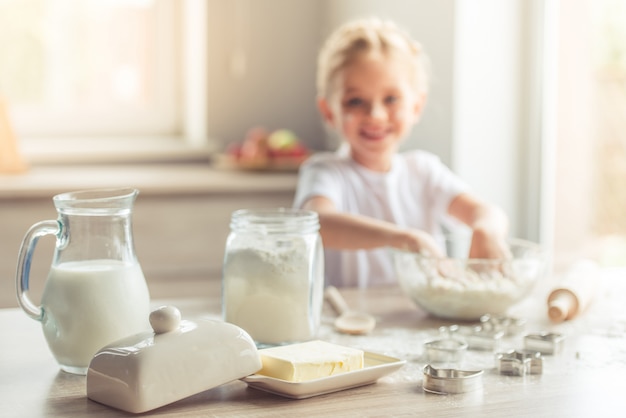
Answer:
top-left (13, 0), bottom-right (210, 165)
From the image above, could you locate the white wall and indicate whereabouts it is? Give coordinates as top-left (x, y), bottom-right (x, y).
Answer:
top-left (206, 0), bottom-right (324, 149)
top-left (452, 0), bottom-right (530, 238)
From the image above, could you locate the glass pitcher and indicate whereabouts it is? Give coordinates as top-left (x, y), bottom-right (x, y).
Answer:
top-left (15, 188), bottom-right (151, 375)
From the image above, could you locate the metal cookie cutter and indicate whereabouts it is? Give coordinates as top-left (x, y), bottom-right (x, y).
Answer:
top-left (495, 350), bottom-right (543, 376)
top-left (523, 332), bottom-right (565, 354)
top-left (465, 328), bottom-right (505, 351)
top-left (424, 338), bottom-right (468, 366)
top-left (441, 324), bottom-right (504, 351)
top-left (422, 364), bottom-right (484, 394)
top-left (439, 324), bottom-right (478, 337)
top-left (480, 314), bottom-right (527, 336)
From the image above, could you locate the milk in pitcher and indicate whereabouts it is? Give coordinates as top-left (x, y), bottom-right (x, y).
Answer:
top-left (41, 259), bottom-right (151, 372)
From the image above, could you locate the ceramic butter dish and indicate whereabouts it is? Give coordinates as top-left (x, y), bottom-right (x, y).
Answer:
top-left (86, 306), bottom-right (262, 414)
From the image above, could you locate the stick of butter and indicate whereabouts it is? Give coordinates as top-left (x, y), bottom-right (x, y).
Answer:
top-left (257, 340), bottom-right (364, 382)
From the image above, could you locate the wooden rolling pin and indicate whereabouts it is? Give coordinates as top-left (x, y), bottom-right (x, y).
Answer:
top-left (547, 260), bottom-right (599, 323)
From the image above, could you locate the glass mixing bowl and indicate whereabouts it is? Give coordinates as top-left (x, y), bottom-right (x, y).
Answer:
top-left (392, 237), bottom-right (546, 320)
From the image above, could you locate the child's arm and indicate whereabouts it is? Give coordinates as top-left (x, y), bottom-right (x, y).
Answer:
top-left (447, 193), bottom-right (511, 259)
top-left (302, 195), bottom-right (444, 256)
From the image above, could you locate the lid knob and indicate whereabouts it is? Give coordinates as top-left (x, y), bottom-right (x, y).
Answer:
top-left (149, 305), bottom-right (181, 334)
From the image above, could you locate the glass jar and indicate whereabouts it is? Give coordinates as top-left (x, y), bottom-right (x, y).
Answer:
top-left (222, 208), bottom-right (324, 346)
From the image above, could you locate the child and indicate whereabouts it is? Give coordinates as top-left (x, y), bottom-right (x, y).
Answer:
top-left (294, 18), bottom-right (510, 288)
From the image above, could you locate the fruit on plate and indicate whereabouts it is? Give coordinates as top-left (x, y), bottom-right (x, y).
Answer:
top-left (267, 129), bottom-right (309, 159)
top-left (226, 127), bottom-right (310, 169)
top-left (239, 127), bottom-right (270, 166)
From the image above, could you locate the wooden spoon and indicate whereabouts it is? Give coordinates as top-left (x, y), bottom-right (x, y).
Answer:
top-left (324, 286), bottom-right (376, 335)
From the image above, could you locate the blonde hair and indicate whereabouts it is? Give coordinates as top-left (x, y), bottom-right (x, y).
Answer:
top-left (317, 18), bottom-right (430, 100)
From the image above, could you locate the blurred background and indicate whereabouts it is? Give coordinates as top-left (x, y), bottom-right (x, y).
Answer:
top-left (0, 0), bottom-right (624, 305)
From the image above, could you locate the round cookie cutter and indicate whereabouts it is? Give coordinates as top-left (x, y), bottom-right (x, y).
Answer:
top-left (422, 364), bottom-right (484, 394)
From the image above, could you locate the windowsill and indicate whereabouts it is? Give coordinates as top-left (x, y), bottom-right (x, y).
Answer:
top-left (1, 136), bottom-right (300, 199)
top-left (19, 136), bottom-right (216, 165)
top-left (0, 163), bottom-right (299, 199)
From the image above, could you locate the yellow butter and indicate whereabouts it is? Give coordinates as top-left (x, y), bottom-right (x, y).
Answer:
top-left (258, 340), bottom-right (364, 382)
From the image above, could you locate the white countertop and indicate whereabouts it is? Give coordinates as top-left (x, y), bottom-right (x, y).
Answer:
top-left (2, 274), bottom-right (626, 417)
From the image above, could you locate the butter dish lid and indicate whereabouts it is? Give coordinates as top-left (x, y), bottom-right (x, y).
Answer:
top-left (87, 306), bottom-right (262, 414)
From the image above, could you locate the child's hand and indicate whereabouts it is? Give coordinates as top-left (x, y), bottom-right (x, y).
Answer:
top-left (468, 228), bottom-right (511, 260)
top-left (393, 228), bottom-right (444, 258)
top-left (448, 194), bottom-right (511, 260)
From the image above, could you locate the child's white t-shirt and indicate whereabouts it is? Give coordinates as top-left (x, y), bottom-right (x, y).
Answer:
top-left (293, 148), bottom-right (469, 288)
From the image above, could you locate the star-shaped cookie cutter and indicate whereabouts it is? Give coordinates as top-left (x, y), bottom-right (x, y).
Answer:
top-left (422, 364), bottom-right (484, 394)
top-left (523, 332), bottom-right (565, 354)
top-left (495, 350), bottom-right (543, 376)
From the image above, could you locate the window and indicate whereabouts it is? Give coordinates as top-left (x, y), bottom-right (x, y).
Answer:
top-left (551, 0), bottom-right (626, 268)
top-left (0, 0), bottom-right (208, 162)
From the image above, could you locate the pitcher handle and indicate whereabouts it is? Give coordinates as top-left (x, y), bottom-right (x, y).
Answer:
top-left (15, 220), bottom-right (60, 321)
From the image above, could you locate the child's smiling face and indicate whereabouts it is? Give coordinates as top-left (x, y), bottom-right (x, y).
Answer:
top-left (320, 51), bottom-right (425, 172)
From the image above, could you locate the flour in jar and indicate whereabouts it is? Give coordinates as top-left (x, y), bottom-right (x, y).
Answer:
top-left (223, 245), bottom-right (318, 345)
